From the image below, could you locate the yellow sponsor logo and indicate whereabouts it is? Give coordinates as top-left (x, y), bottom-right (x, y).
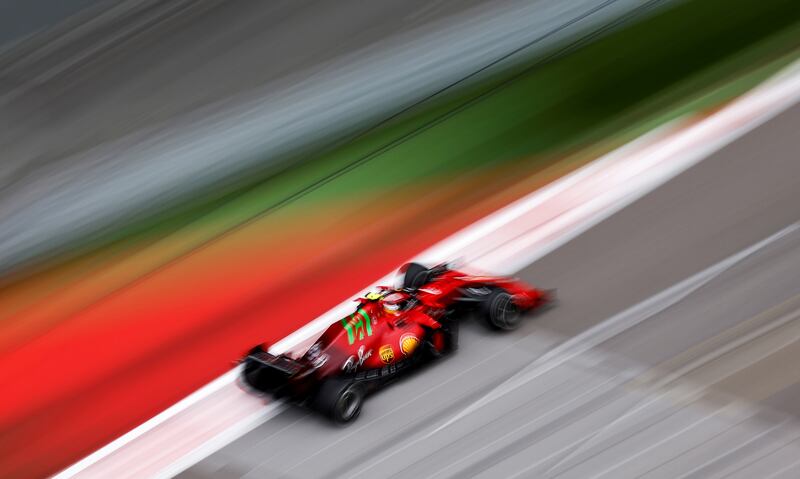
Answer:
top-left (379, 344), bottom-right (394, 364)
top-left (400, 334), bottom-right (419, 356)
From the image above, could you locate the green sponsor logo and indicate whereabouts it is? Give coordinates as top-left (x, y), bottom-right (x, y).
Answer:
top-left (341, 309), bottom-right (373, 345)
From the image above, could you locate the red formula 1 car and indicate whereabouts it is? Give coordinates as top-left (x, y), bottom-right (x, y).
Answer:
top-left (241, 262), bottom-right (553, 423)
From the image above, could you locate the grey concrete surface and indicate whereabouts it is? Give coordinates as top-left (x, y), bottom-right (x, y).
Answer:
top-left (179, 101), bottom-right (800, 477)
top-left (0, 0), bottom-right (669, 275)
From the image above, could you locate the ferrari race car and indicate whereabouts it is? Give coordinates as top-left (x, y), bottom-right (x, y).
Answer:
top-left (241, 262), bottom-right (553, 423)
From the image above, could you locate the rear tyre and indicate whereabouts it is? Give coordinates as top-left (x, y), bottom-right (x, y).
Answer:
top-left (402, 262), bottom-right (430, 290)
top-left (482, 289), bottom-right (522, 330)
top-left (313, 379), bottom-right (365, 424)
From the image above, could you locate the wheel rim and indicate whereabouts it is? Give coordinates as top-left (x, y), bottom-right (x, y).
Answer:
top-left (496, 295), bottom-right (519, 328)
top-left (339, 388), bottom-right (360, 420)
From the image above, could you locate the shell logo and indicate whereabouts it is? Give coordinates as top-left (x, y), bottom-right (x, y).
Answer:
top-left (400, 334), bottom-right (420, 356)
top-left (379, 344), bottom-right (394, 364)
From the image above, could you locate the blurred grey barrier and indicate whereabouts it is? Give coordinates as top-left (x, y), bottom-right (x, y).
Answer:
top-left (0, 0), bottom-right (100, 45)
top-left (0, 0), bottom-right (670, 275)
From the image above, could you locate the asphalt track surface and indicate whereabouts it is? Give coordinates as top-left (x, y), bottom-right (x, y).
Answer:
top-left (180, 104), bottom-right (800, 477)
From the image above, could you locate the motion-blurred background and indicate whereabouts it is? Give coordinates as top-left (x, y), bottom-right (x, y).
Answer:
top-left (2, 0), bottom-right (800, 477)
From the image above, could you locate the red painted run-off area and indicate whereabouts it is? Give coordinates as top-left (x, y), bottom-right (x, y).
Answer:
top-left (0, 167), bottom-right (563, 478)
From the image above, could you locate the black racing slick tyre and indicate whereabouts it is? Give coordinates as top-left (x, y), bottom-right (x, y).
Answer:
top-left (314, 379), bottom-right (365, 424)
top-left (482, 289), bottom-right (522, 330)
top-left (402, 262), bottom-right (430, 290)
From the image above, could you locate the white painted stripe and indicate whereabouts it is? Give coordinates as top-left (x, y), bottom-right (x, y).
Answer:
top-left (151, 403), bottom-right (287, 479)
top-left (674, 419), bottom-right (793, 479)
top-left (51, 368), bottom-right (243, 479)
top-left (53, 58), bottom-right (800, 479)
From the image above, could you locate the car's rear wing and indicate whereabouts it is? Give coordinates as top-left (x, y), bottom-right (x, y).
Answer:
top-left (241, 346), bottom-right (308, 397)
top-left (245, 346), bottom-right (304, 376)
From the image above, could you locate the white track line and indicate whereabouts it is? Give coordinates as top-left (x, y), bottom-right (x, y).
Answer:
top-left (53, 59), bottom-right (800, 479)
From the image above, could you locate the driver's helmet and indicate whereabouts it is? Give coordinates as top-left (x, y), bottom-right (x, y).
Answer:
top-left (382, 292), bottom-right (408, 315)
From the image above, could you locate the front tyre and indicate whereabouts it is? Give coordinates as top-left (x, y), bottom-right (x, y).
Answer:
top-left (483, 289), bottom-right (522, 330)
top-left (314, 379), bottom-right (365, 424)
top-left (402, 262), bottom-right (430, 290)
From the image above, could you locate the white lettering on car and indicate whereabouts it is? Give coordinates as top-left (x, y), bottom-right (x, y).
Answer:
top-left (342, 345), bottom-right (372, 372)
